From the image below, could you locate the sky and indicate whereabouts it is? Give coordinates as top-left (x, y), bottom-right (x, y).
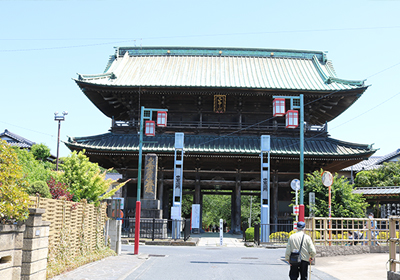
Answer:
top-left (1, 0), bottom-right (400, 159)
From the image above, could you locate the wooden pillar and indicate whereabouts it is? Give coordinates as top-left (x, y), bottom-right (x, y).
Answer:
top-left (162, 179), bottom-right (170, 219)
top-left (194, 168), bottom-right (201, 204)
top-left (158, 168), bottom-right (164, 218)
top-left (231, 190), bottom-right (236, 232)
top-left (271, 170), bottom-right (279, 233)
top-left (233, 168), bottom-right (242, 234)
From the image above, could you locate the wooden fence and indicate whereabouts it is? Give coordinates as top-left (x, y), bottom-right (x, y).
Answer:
top-left (305, 217), bottom-right (389, 246)
top-left (388, 216), bottom-right (400, 274)
top-left (28, 196), bottom-right (107, 256)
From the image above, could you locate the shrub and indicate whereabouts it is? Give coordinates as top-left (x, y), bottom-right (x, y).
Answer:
top-left (47, 176), bottom-right (73, 201)
top-left (0, 140), bottom-right (29, 223)
top-left (27, 180), bottom-right (52, 198)
top-left (245, 227), bottom-right (254, 241)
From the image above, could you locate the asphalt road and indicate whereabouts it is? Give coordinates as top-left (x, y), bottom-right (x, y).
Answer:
top-left (122, 245), bottom-right (337, 280)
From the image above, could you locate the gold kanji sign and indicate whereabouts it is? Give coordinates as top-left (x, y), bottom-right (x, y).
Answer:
top-left (213, 95), bottom-right (226, 113)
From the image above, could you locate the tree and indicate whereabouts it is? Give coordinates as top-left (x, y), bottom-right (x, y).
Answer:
top-left (355, 161), bottom-right (400, 187)
top-left (31, 143), bottom-right (51, 161)
top-left (0, 140), bottom-right (29, 223)
top-left (60, 150), bottom-right (127, 204)
top-left (14, 148), bottom-right (53, 185)
top-left (303, 169), bottom-right (367, 218)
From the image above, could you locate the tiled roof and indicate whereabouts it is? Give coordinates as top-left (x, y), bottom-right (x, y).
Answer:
top-left (341, 149), bottom-right (400, 172)
top-left (353, 187), bottom-right (400, 196)
top-left (0, 129), bottom-right (35, 148)
top-left (75, 47), bottom-right (366, 92)
top-left (66, 133), bottom-right (375, 157)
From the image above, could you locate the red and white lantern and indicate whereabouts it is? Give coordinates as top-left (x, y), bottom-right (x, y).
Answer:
top-left (157, 111), bottom-right (167, 127)
top-left (285, 110), bottom-right (298, 129)
top-left (145, 121), bottom-right (155, 136)
top-left (273, 98), bottom-right (285, 117)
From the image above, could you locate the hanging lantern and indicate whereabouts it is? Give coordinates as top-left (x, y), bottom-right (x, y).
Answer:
top-left (157, 111), bottom-right (168, 127)
top-left (145, 121), bottom-right (155, 136)
top-left (286, 110), bottom-right (299, 128)
top-left (273, 98), bottom-right (285, 117)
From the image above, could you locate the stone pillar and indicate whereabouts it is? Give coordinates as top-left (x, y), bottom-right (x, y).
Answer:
top-left (141, 154), bottom-right (162, 218)
top-left (21, 208), bottom-right (50, 280)
top-left (0, 223), bottom-right (25, 280)
top-left (108, 220), bottom-right (122, 255)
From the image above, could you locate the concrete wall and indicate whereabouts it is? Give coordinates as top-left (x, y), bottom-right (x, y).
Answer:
top-left (21, 208), bottom-right (50, 280)
top-left (0, 223), bottom-right (25, 280)
top-left (0, 208), bottom-right (50, 280)
top-left (108, 219), bottom-right (121, 255)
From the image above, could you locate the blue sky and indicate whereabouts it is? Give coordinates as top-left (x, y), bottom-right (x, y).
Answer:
top-left (1, 0), bottom-right (400, 159)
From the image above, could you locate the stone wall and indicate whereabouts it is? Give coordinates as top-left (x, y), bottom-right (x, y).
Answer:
top-left (388, 271), bottom-right (400, 280)
top-left (316, 245), bottom-right (389, 257)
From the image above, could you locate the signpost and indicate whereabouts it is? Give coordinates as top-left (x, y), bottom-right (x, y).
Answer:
top-left (219, 219), bottom-right (223, 246)
top-left (291, 179), bottom-right (300, 230)
top-left (322, 171), bottom-right (333, 245)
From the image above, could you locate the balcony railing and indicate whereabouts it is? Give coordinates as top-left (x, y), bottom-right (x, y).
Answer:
top-left (111, 120), bottom-right (327, 134)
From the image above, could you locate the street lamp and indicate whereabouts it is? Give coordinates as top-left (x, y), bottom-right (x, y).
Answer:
top-left (54, 111), bottom-right (68, 171)
top-left (134, 106), bottom-right (168, 255)
top-left (272, 94), bottom-right (305, 222)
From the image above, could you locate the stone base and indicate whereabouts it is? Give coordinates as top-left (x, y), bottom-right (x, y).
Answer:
top-left (141, 199), bottom-right (160, 210)
top-left (141, 209), bottom-right (162, 219)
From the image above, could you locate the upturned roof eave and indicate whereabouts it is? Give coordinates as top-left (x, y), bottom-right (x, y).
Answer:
top-left (74, 78), bottom-right (369, 93)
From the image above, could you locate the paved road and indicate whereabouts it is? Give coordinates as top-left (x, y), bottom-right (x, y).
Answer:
top-left (51, 236), bottom-right (388, 280)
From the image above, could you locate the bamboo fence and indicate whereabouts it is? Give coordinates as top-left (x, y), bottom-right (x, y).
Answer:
top-left (28, 196), bottom-right (107, 256)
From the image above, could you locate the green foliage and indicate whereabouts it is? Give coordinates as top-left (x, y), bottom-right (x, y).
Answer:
top-left (245, 227), bottom-right (255, 241)
top-left (27, 180), bottom-right (51, 198)
top-left (202, 192), bottom-right (231, 228)
top-left (303, 169), bottom-right (367, 218)
top-left (0, 140), bottom-right (29, 223)
top-left (355, 161), bottom-right (400, 187)
top-left (181, 194), bottom-right (193, 219)
top-left (14, 148), bottom-right (54, 185)
top-left (31, 143), bottom-right (51, 161)
top-left (60, 150), bottom-right (127, 203)
top-left (241, 194), bottom-right (261, 225)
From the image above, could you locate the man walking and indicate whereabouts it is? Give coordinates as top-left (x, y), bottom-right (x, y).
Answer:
top-left (285, 221), bottom-right (316, 280)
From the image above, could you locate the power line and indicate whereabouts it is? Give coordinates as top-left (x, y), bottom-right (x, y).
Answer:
top-left (2, 25), bottom-right (400, 52)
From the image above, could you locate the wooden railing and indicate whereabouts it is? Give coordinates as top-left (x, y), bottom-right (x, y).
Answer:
top-left (388, 216), bottom-right (400, 273)
top-left (305, 217), bottom-right (389, 246)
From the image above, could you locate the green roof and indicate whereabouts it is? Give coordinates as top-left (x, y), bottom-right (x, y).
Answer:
top-left (75, 46), bottom-right (367, 92)
top-left (66, 133), bottom-right (375, 158)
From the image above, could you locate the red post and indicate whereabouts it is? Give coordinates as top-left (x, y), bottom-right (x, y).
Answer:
top-left (299, 204), bottom-right (305, 222)
top-left (134, 201), bottom-right (141, 255)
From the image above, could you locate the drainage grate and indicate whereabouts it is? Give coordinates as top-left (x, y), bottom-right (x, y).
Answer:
top-left (148, 254), bottom-right (166, 257)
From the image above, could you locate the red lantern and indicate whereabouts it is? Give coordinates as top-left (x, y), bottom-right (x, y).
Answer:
top-left (273, 98), bottom-right (285, 117)
top-left (145, 121), bottom-right (155, 136)
top-left (286, 110), bottom-right (298, 129)
top-left (157, 111), bottom-right (167, 127)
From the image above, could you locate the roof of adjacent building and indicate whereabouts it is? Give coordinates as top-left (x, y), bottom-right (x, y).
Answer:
top-left (75, 46), bottom-right (367, 92)
top-left (0, 129), bottom-right (35, 148)
top-left (353, 187), bottom-right (400, 196)
top-left (65, 133), bottom-right (375, 158)
top-left (342, 149), bottom-right (400, 172)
